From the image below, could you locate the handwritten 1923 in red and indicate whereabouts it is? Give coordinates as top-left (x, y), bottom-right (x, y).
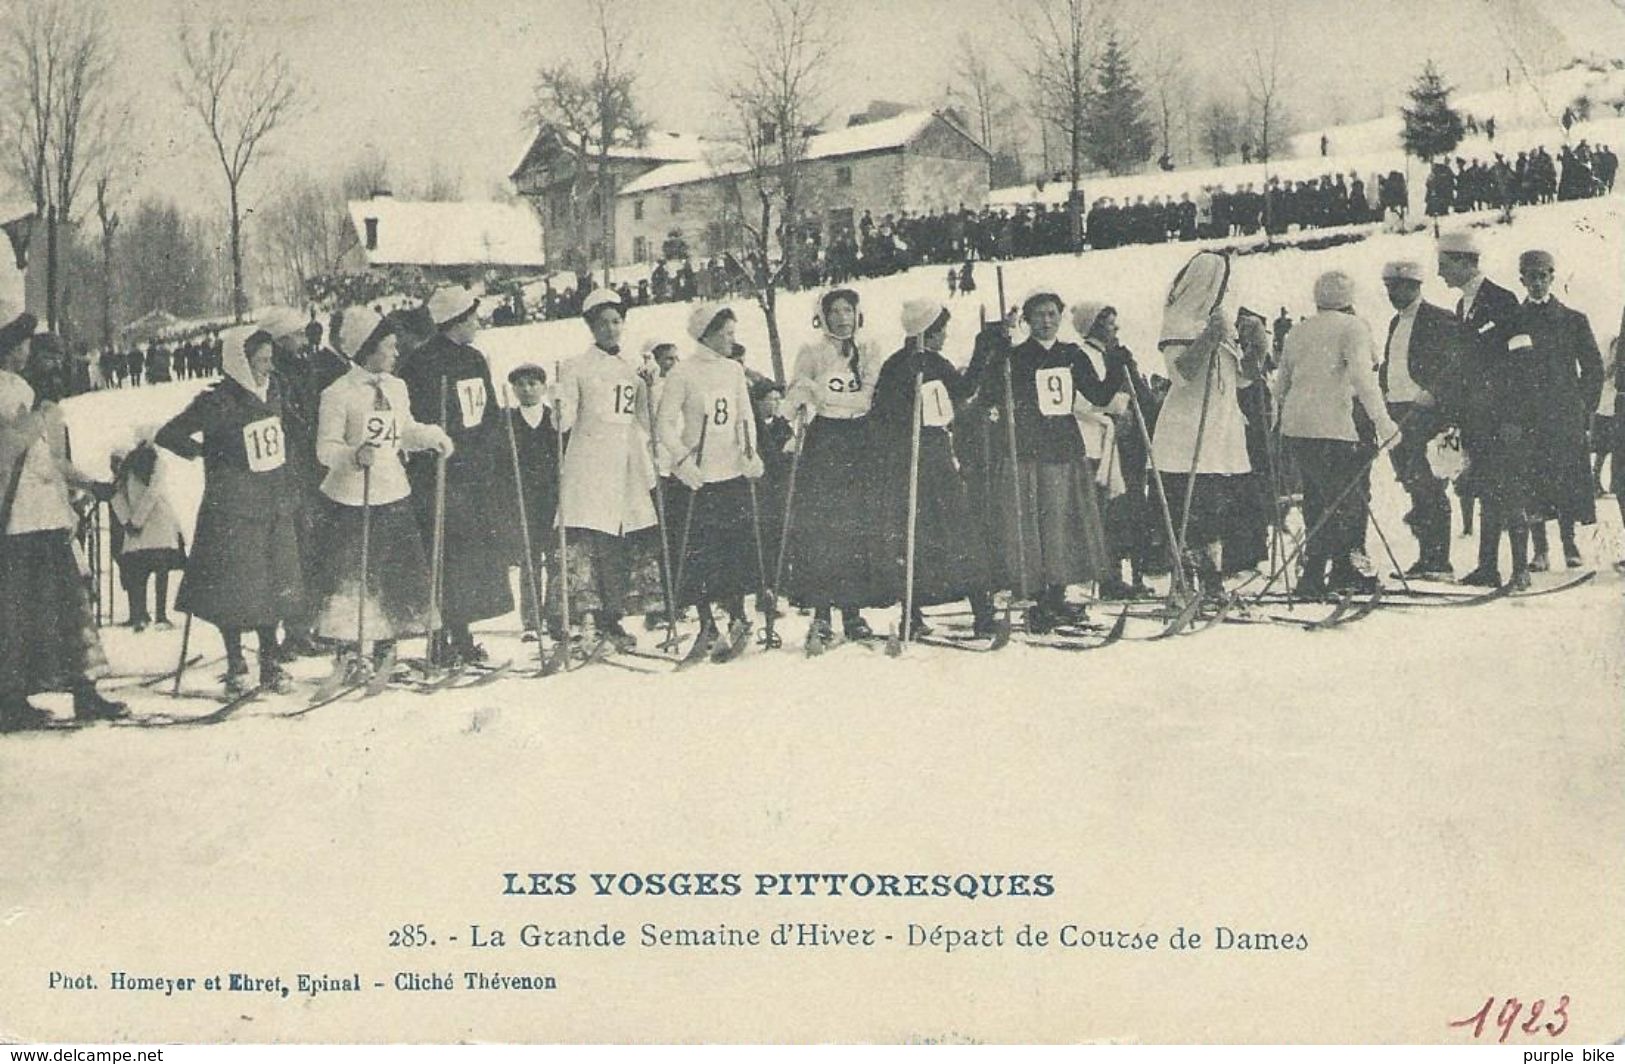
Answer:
top-left (1449, 995), bottom-right (1570, 1042)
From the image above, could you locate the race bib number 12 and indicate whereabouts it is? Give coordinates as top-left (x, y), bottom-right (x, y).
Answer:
top-left (919, 380), bottom-right (953, 428)
top-left (1035, 367), bottom-right (1074, 417)
top-left (455, 378), bottom-right (488, 428)
top-left (242, 417), bottom-right (285, 473)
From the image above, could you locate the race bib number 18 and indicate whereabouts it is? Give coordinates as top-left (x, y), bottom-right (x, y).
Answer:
top-left (1035, 367), bottom-right (1074, 417)
top-left (242, 417), bottom-right (285, 473)
top-left (455, 378), bottom-right (488, 428)
top-left (919, 380), bottom-right (953, 428)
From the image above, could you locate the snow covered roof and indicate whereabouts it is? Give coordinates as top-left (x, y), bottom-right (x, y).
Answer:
top-left (347, 197), bottom-right (546, 269)
top-left (510, 125), bottom-right (714, 179)
top-left (617, 110), bottom-right (981, 196)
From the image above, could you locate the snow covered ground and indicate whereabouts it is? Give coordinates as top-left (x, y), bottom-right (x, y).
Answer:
top-left (2, 194), bottom-right (1621, 1044)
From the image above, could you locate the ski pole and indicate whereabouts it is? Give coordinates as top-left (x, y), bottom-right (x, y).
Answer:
top-left (1123, 374), bottom-right (1191, 600)
top-left (640, 383), bottom-right (680, 654)
top-left (745, 469), bottom-right (773, 645)
top-left (902, 360), bottom-right (924, 643)
top-left (356, 463), bottom-right (372, 662)
top-left (763, 412), bottom-right (807, 648)
top-left (1176, 340), bottom-right (1221, 568)
top-left (426, 379), bottom-right (450, 667)
top-left (1368, 504), bottom-right (1411, 593)
top-left (672, 415), bottom-right (710, 614)
top-left (551, 396), bottom-right (572, 673)
top-left (171, 612), bottom-right (193, 697)
top-left (503, 391), bottom-right (547, 672)
top-left (995, 265), bottom-right (1030, 604)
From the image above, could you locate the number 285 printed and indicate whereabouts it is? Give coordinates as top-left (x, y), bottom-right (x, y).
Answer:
top-left (1449, 995), bottom-right (1569, 1042)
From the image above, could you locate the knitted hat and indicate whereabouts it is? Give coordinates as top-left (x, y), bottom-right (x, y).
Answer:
top-left (1071, 301), bottom-right (1112, 339)
top-left (1313, 270), bottom-right (1356, 311)
top-left (901, 299), bottom-right (949, 338)
top-left (687, 302), bottom-right (734, 342)
top-left (581, 287), bottom-right (623, 324)
top-left (335, 305), bottom-right (384, 360)
top-left (427, 284), bottom-right (479, 327)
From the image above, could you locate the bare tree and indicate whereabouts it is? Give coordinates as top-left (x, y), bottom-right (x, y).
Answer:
top-left (1017, 0), bottom-right (1110, 246)
top-left (1142, 37), bottom-right (1191, 164)
top-left (715, 0), bottom-right (838, 386)
top-left (1198, 96), bottom-right (1242, 167)
top-left (952, 33), bottom-right (1004, 155)
top-left (527, 0), bottom-right (648, 283)
top-left (175, 9), bottom-right (300, 321)
top-left (1, 0), bottom-right (114, 333)
top-left (1240, 0), bottom-right (1288, 164)
top-left (416, 159), bottom-right (463, 202)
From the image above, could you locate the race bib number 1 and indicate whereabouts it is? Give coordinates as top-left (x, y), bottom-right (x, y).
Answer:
top-left (919, 380), bottom-right (953, 428)
top-left (242, 417), bottom-right (285, 473)
top-left (1035, 367), bottom-right (1074, 417)
top-left (455, 378), bottom-right (488, 428)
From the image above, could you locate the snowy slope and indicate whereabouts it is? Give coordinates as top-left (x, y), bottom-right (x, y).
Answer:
top-left (2, 193), bottom-right (1622, 1043)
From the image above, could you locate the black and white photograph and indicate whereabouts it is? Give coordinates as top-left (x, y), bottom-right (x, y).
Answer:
top-left (0, 0), bottom-right (1621, 1049)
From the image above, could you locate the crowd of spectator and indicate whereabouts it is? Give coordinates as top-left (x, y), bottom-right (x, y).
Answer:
top-left (92, 332), bottom-right (224, 390)
top-left (1424, 141), bottom-right (1618, 217)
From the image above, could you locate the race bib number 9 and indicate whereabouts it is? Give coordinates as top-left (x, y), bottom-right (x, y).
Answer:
top-left (242, 417), bottom-right (285, 473)
top-left (919, 380), bottom-right (953, 428)
top-left (455, 378), bottom-right (488, 428)
top-left (1035, 367), bottom-right (1074, 417)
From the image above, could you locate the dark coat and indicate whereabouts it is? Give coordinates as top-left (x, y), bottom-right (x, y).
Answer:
top-left (870, 344), bottom-right (990, 604)
top-left (1515, 297), bottom-right (1604, 522)
top-left (504, 406), bottom-right (560, 556)
top-left (1382, 300), bottom-right (1466, 406)
top-left (397, 332), bottom-right (515, 625)
top-left (980, 335), bottom-right (1122, 463)
top-left (155, 376), bottom-right (302, 628)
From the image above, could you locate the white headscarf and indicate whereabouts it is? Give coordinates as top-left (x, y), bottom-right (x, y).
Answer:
top-left (1160, 251), bottom-right (1230, 349)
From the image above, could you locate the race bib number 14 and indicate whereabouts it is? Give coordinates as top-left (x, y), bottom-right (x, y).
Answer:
top-left (456, 378), bottom-right (488, 428)
top-left (242, 417), bottom-right (285, 473)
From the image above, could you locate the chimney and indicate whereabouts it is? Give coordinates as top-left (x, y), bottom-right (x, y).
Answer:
top-left (364, 217), bottom-right (378, 251)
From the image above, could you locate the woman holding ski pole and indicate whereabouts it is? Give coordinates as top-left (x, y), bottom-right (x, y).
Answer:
top-left (310, 307), bottom-right (451, 683)
top-left (655, 303), bottom-right (763, 663)
top-left (871, 299), bottom-right (996, 639)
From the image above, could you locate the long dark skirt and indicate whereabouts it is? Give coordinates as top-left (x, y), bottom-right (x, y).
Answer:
top-left (177, 475), bottom-right (303, 628)
top-left (885, 432), bottom-right (992, 606)
top-left (311, 499), bottom-right (435, 642)
top-left (407, 459), bottom-right (516, 627)
top-left (667, 476), bottom-right (760, 607)
top-left (562, 525), bottom-right (664, 624)
top-left (784, 416), bottom-right (893, 609)
top-left (0, 530), bottom-right (108, 697)
top-left (1161, 472), bottom-right (1240, 551)
top-left (990, 456), bottom-right (1109, 594)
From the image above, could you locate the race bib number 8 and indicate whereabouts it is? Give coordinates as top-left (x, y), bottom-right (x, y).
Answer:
top-left (1035, 367), bottom-right (1074, 417)
top-left (920, 380), bottom-right (953, 428)
top-left (455, 378), bottom-right (488, 428)
top-left (242, 417), bottom-right (285, 473)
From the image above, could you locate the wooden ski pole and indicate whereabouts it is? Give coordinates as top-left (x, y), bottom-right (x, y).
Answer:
top-left (503, 390), bottom-right (547, 672)
top-left (672, 415), bottom-right (710, 614)
top-left (902, 361), bottom-right (924, 643)
top-left (356, 464), bottom-right (372, 663)
top-left (426, 379), bottom-right (450, 666)
top-left (171, 612), bottom-right (193, 697)
top-left (996, 266), bottom-right (1030, 603)
top-left (1176, 342), bottom-right (1221, 564)
top-left (640, 384), bottom-right (680, 654)
top-left (1123, 374), bottom-right (1191, 600)
top-left (551, 396), bottom-right (572, 672)
top-left (763, 412), bottom-right (807, 648)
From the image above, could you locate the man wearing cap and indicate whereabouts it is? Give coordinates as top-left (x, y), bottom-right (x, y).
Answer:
top-left (1278, 271), bottom-right (1399, 596)
top-left (1437, 229), bottom-right (1531, 587)
top-left (1513, 248), bottom-right (1604, 571)
top-left (1380, 259), bottom-right (1466, 577)
top-left (398, 285), bottom-right (514, 665)
top-left (556, 287), bottom-right (663, 650)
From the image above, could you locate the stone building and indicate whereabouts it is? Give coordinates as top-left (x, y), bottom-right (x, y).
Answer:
top-left (338, 195), bottom-right (548, 281)
top-left (611, 110), bottom-right (989, 267)
top-left (509, 126), bottom-right (711, 274)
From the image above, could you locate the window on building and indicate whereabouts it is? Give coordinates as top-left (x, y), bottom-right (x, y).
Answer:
top-left (363, 217), bottom-right (378, 250)
top-left (670, 193), bottom-right (683, 214)
top-left (634, 199), bottom-right (644, 221)
top-left (835, 166), bottom-right (852, 188)
top-left (633, 236), bottom-right (647, 262)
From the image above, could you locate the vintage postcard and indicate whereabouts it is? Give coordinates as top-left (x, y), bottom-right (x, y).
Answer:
top-left (0, 0), bottom-right (1621, 1046)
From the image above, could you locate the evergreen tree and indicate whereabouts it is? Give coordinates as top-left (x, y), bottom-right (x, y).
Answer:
top-left (1401, 61), bottom-right (1465, 161)
top-left (1083, 34), bottom-right (1155, 176)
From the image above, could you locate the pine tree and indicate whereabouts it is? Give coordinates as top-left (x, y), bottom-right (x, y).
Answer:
top-left (1083, 34), bottom-right (1156, 176)
top-left (1401, 61), bottom-right (1465, 162)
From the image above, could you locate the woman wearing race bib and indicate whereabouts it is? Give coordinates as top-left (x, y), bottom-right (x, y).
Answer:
top-left (871, 300), bottom-right (996, 638)
top-left (156, 327), bottom-right (304, 695)
top-left (654, 303), bottom-right (764, 660)
top-left (311, 307), bottom-right (452, 676)
top-left (1150, 250), bottom-right (1252, 594)
top-left (977, 288), bottom-right (1111, 634)
top-left (556, 288), bottom-right (664, 651)
top-left (782, 287), bottom-right (892, 653)
top-left (397, 285), bottom-right (514, 666)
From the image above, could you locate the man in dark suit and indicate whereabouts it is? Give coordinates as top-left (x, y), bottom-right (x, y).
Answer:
top-left (1514, 249), bottom-right (1604, 571)
top-left (1437, 230), bottom-right (1532, 588)
top-left (504, 362), bottom-right (560, 641)
top-left (1379, 259), bottom-right (1464, 576)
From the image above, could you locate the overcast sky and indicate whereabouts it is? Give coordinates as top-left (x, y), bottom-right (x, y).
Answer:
top-left (56, 0), bottom-right (1625, 224)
